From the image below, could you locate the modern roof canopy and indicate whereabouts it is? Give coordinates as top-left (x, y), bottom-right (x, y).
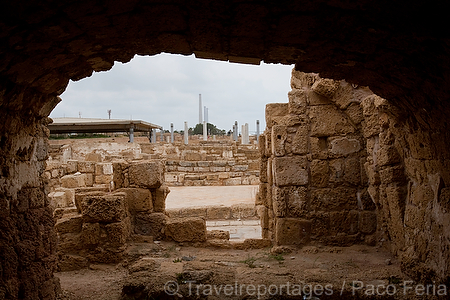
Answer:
top-left (48, 118), bottom-right (162, 135)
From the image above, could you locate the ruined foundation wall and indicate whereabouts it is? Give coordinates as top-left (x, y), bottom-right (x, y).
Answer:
top-left (261, 69), bottom-right (450, 284)
top-left (258, 70), bottom-right (376, 247)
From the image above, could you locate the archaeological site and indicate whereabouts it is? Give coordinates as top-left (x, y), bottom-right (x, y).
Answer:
top-left (1, 1), bottom-right (450, 299)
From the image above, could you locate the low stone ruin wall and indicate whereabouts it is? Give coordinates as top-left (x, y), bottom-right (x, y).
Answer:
top-left (47, 140), bottom-right (260, 187)
top-left (258, 71), bottom-right (377, 247)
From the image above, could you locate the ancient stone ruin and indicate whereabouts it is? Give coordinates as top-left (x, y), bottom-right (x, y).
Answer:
top-left (1, 1), bottom-right (450, 299)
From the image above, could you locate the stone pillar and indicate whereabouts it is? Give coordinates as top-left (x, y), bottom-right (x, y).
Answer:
top-left (160, 127), bottom-right (164, 142)
top-left (170, 123), bottom-right (174, 143)
top-left (129, 125), bottom-right (134, 143)
top-left (184, 121), bottom-right (188, 145)
top-left (256, 120), bottom-right (260, 144)
top-left (152, 128), bottom-right (156, 143)
top-left (203, 121), bottom-right (207, 141)
top-left (234, 121), bottom-right (238, 141)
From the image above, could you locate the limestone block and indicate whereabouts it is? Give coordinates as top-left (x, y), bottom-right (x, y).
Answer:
top-left (129, 257), bottom-right (161, 273)
top-left (95, 162), bottom-right (113, 175)
top-left (309, 105), bottom-right (355, 137)
top-left (330, 137), bottom-right (361, 156)
top-left (207, 230), bottom-right (230, 240)
top-left (85, 173), bottom-right (94, 186)
top-left (182, 151), bottom-right (203, 161)
top-left (362, 114), bottom-right (380, 138)
top-left (359, 211), bottom-right (377, 234)
top-left (105, 217), bottom-right (131, 247)
top-left (55, 215), bottom-right (83, 234)
top-left (329, 159), bottom-right (344, 183)
top-left (258, 183), bottom-right (268, 207)
top-left (271, 125), bottom-right (287, 157)
top-left (48, 191), bottom-right (67, 209)
top-left (165, 217), bottom-right (207, 242)
top-left (210, 166), bottom-right (226, 172)
top-left (309, 212), bottom-right (330, 237)
top-left (288, 89), bottom-right (308, 114)
top-left (345, 102), bottom-right (364, 124)
top-left (275, 218), bottom-right (311, 246)
top-left (330, 210), bottom-right (359, 235)
top-left (165, 174), bottom-right (178, 183)
top-left (80, 222), bottom-right (100, 246)
top-left (344, 157), bottom-right (361, 186)
top-left (265, 103), bottom-right (289, 128)
top-left (285, 186), bottom-right (308, 217)
top-left (74, 191), bottom-right (107, 213)
top-left (115, 188), bottom-right (153, 213)
top-left (231, 203), bottom-right (256, 219)
top-left (66, 160), bottom-right (78, 174)
top-left (134, 212), bottom-right (167, 240)
top-left (257, 205), bottom-right (269, 229)
top-left (272, 186), bottom-right (286, 217)
top-left (95, 174), bottom-right (113, 184)
top-left (377, 145), bottom-right (401, 167)
top-left (291, 126), bottom-right (309, 155)
top-left (310, 137), bottom-right (328, 159)
top-left (177, 207), bottom-right (207, 218)
top-left (224, 177), bottom-right (242, 185)
top-left (129, 160), bottom-right (164, 189)
top-left (265, 130), bottom-right (272, 157)
top-left (152, 184), bottom-right (170, 212)
top-left (290, 70), bottom-right (317, 90)
top-left (81, 194), bottom-right (128, 223)
top-left (234, 239), bottom-right (272, 250)
top-left (330, 81), bottom-right (355, 109)
top-left (61, 174), bottom-right (86, 188)
top-left (311, 159), bottom-right (329, 187)
top-left (78, 161), bottom-right (95, 173)
top-left (311, 78), bottom-right (340, 98)
top-left (272, 156), bottom-right (308, 186)
top-left (259, 159), bottom-right (268, 183)
top-left (207, 206), bottom-right (231, 220)
top-left (310, 187), bottom-right (358, 211)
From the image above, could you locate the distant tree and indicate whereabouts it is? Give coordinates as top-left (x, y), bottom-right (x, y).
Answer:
top-left (191, 123), bottom-right (226, 135)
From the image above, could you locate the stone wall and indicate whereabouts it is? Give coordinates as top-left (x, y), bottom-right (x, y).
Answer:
top-left (260, 69), bottom-right (450, 284)
top-left (47, 140), bottom-right (260, 188)
top-left (258, 70), bottom-right (376, 247)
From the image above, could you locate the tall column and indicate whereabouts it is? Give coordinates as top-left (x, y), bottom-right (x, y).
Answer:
top-left (234, 121), bottom-right (238, 141)
top-left (129, 125), bottom-right (134, 143)
top-left (152, 128), bottom-right (156, 143)
top-left (199, 94), bottom-right (202, 124)
top-left (203, 121), bottom-right (207, 141)
top-left (241, 125), bottom-right (245, 144)
top-left (160, 127), bottom-right (164, 142)
top-left (256, 120), bottom-right (260, 143)
top-left (184, 121), bottom-right (188, 145)
top-left (170, 123), bottom-right (174, 143)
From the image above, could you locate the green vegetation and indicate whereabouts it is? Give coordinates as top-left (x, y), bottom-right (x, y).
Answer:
top-left (49, 133), bottom-right (111, 140)
top-left (190, 123), bottom-right (226, 135)
top-left (240, 256), bottom-right (257, 268)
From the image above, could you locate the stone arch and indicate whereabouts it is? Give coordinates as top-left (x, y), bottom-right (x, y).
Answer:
top-left (1, 1), bottom-right (450, 298)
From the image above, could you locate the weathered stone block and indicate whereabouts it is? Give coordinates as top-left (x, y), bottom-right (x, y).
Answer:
top-left (290, 70), bottom-right (317, 90)
top-left (309, 105), bottom-right (355, 137)
top-left (310, 187), bottom-right (358, 211)
top-left (309, 212), bottom-right (330, 237)
top-left (134, 212), bottom-right (167, 240)
top-left (265, 103), bottom-right (289, 128)
top-left (310, 137), bottom-right (328, 159)
top-left (360, 211), bottom-right (377, 234)
top-left (105, 217), bottom-right (131, 247)
top-left (330, 137), bottom-right (361, 156)
top-left (81, 194), bottom-right (128, 223)
top-left (273, 156), bottom-right (308, 186)
top-left (152, 184), bottom-right (170, 212)
top-left (115, 188), bottom-right (153, 213)
top-left (78, 161), bottom-right (96, 173)
top-left (231, 203), bottom-right (256, 219)
top-left (48, 191), bottom-right (67, 209)
top-left (288, 89), bottom-right (308, 114)
top-left (207, 230), bottom-right (230, 240)
top-left (80, 222), bottom-right (100, 246)
top-left (271, 125), bottom-right (287, 156)
top-left (95, 162), bottom-right (113, 175)
top-left (308, 89), bottom-right (331, 105)
top-left (291, 126), bottom-right (309, 155)
top-left (330, 210), bottom-right (359, 235)
top-left (66, 160), bottom-right (78, 174)
top-left (95, 174), bottom-right (113, 184)
top-left (58, 254), bottom-right (89, 272)
top-left (61, 174), bottom-right (86, 188)
top-left (275, 218), bottom-right (311, 246)
top-left (311, 159), bottom-right (329, 187)
top-left (55, 215), bottom-right (83, 234)
top-left (345, 102), bottom-right (364, 124)
top-left (379, 165), bottom-right (405, 184)
top-left (207, 206), bottom-right (231, 220)
top-left (165, 217), bottom-right (207, 242)
top-left (285, 186), bottom-right (308, 217)
top-left (129, 160), bottom-right (164, 188)
top-left (311, 78), bottom-right (340, 98)
top-left (344, 157), bottom-right (361, 186)
top-left (74, 191), bottom-right (106, 213)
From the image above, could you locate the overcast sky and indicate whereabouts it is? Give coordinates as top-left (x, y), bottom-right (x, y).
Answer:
top-left (51, 53), bottom-right (294, 133)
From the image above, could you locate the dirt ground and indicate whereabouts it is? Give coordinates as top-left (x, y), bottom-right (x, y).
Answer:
top-left (54, 240), bottom-right (430, 300)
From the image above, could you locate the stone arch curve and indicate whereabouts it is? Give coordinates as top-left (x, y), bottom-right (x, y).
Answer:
top-left (1, 1), bottom-right (450, 298)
